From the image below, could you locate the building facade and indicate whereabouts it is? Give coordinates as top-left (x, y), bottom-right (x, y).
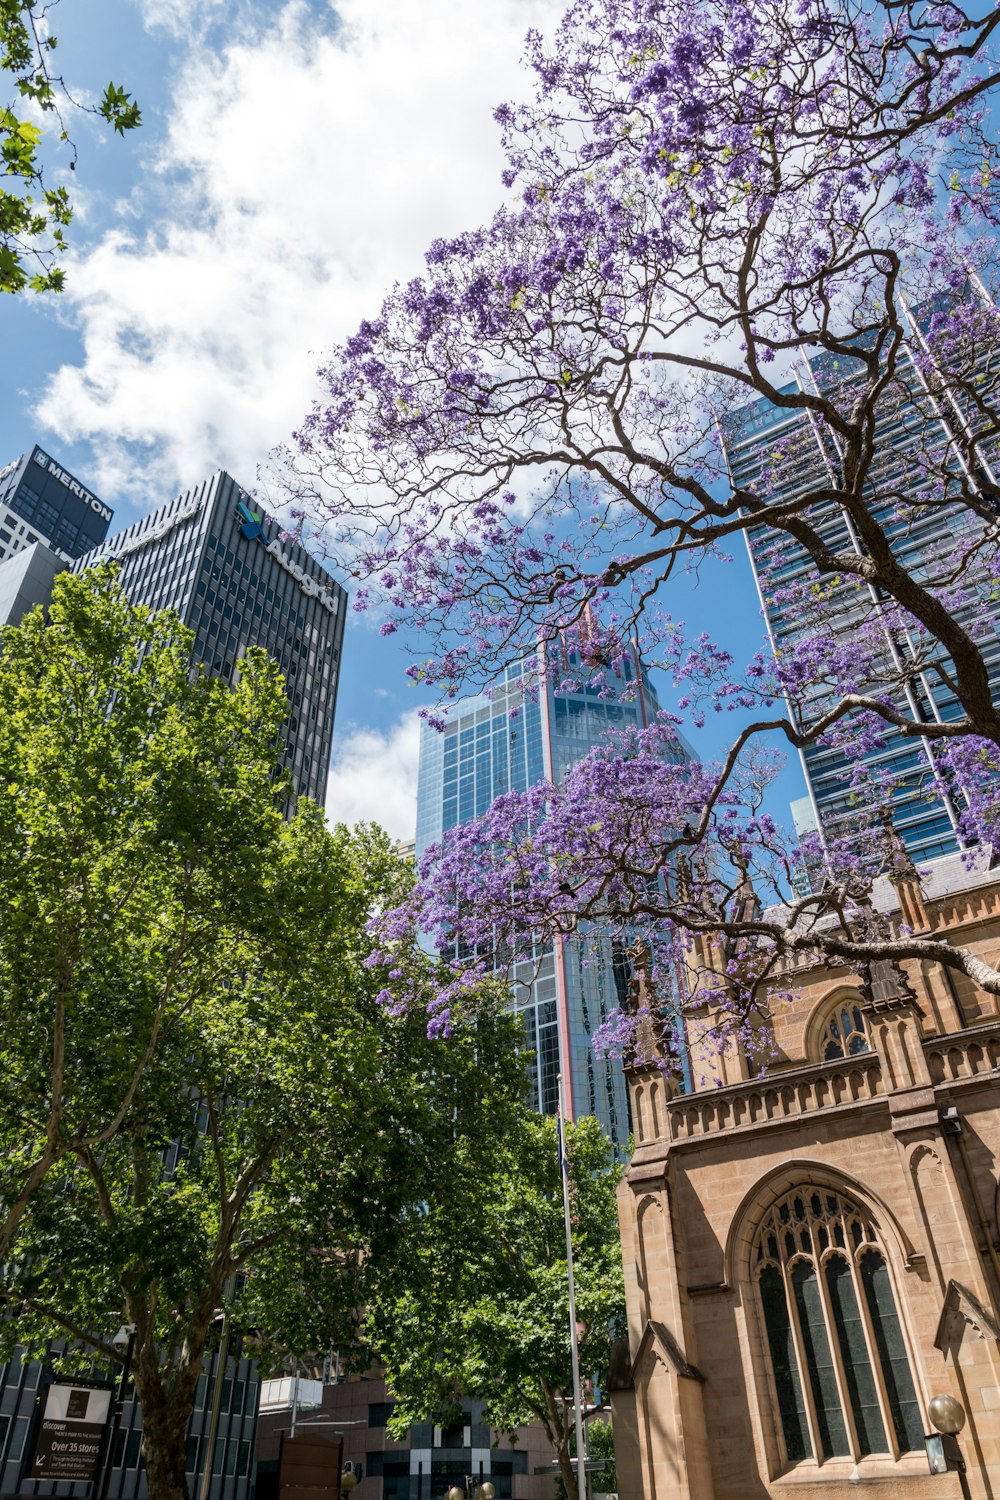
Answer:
top-left (613, 847), bottom-right (1000, 1499)
top-left (722, 326), bottom-right (1000, 867)
top-left (74, 471), bottom-right (346, 807)
top-left (0, 444), bottom-right (113, 564)
top-left (0, 1340), bottom-right (261, 1500)
top-left (255, 1374), bottom-right (551, 1500)
top-left (415, 647), bottom-right (688, 1150)
top-left (0, 543), bottom-right (65, 629)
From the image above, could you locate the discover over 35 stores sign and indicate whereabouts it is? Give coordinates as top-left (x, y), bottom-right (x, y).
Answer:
top-left (27, 1381), bottom-right (112, 1484)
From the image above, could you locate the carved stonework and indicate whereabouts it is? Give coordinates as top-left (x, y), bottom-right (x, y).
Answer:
top-left (935, 1279), bottom-right (1000, 1354)
top-left (858, 957), bottom-right (922, 1014)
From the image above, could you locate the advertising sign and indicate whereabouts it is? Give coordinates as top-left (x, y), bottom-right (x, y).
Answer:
top-left (28, 1380), bottom-right (113, 1483)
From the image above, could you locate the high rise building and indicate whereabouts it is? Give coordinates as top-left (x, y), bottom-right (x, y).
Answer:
top-left (74, 470), bottom-right (346, 807)
top-left (0, 443), bottom-right (113, 562)
top-left (0, 541), bottom-right (65, 628)
top-left (723, 337), bottom-right (1000, 864)
top-left (415, 647), bottom-right (690, 1150)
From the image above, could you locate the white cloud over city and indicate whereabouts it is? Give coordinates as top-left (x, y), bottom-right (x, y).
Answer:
top-left (324, 711), bottom-right (422, 840)
top-left (35, 0), bottom-right (561, 502)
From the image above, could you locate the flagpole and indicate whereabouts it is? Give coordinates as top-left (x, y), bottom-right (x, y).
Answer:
top-left (557, 1073), bottom-right (588, 1500)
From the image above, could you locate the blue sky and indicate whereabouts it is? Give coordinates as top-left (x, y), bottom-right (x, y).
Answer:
top-left (0, 0), bottom-right (807, 837)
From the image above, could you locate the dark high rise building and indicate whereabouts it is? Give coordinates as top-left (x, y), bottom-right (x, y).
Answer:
top-left (722, 331), bottom-right (1000, 865)
top-left (74, 470), bottom-right (346, 806)
top-left (0, 443), bottom-right (113, 562)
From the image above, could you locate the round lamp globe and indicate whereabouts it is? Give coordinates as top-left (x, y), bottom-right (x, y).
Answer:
top-left (928, 1395), bottom-right (966, 1436)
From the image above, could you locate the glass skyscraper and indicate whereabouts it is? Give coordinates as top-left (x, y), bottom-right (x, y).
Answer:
top-left (73, 469), bottom-right (346, 807)
top-left (415, 646), bottom-right (690, 1149)
top-left (723, 330), bottom-right (1000, 864)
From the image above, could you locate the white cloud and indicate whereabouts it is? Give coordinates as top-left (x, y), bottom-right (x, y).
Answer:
top-left (129, 0), bottom-right (228, 40)
top-left (36, 0), bottom-right (562, 504)
top-left (324, 711), bottom-right (421, 839)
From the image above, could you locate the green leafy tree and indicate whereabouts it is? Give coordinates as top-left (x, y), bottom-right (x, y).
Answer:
top-left (362, 1114), bottom-right (625, 1500)
top-left (0, 565), bottom-right (291, 1270)
top-left (0, 567), bottom-right (530, 1500)
top-left (2, 0), bottom-right (140, 292)
top-left (580, 1418), bottom-right (615, 1497)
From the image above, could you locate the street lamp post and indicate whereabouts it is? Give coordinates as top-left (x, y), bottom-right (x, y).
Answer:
top-left (197, 1309), bottom-right (231, 1500)
top-left (925, 1394), bottom-right (973, 1500)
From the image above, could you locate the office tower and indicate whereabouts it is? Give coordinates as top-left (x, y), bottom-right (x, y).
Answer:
top-left (723, 338), bottom-right (1000, 864)
top-left (0, 442), bottom-right (113, 562)
top-left (74, 470), bottom-right (346, 807)
top-left (415, 648), bottom-right (690, 1150)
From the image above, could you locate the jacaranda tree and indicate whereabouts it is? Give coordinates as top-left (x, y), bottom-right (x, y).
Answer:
top-left (267, 0), bottom-right (1000, 1055)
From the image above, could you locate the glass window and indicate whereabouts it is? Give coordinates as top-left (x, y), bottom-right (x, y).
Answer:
top-left (821, 1003), bottom-right (870, 1061)
top-left (8, 1416), bottom-right (28, 1461)
top-left (754, 1187), bottom-right (920, 1469)
top-left (759, 1266), bottom-right (811, 1460)
top-left (125, 1429), bottom-right (142, 1468)
top-left (860, 1252), bottom-right (924, 1451)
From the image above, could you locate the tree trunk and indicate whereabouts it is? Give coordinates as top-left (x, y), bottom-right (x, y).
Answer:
top-left (541, 1382), bottom-right (578, 1500)
top-left (131, 1333), bottom-right (204, 1500)
top-left (138, 1393), bottom-right (192, 1500)
top-left (556, 1439), bottom-right (579, 1500)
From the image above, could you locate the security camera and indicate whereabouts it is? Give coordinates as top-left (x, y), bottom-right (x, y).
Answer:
top-left (112, 1324), bottom-right (137, 1350)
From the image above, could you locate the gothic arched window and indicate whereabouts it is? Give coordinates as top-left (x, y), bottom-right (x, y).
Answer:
top-left (754, 1188), bottom-right (923, 1468)
top-left (820, 1002), bottom-right (870, 1061)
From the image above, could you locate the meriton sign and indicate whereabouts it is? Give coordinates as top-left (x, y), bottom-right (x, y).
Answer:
top-left (33, 449), bottom-right (113, 523)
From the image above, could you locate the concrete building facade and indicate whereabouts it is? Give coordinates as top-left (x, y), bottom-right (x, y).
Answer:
top-left (255, 1375), bottom-right (554, 1500)
top-left (612, 849), bottom-right (1000, 1499)
top-left (0, 542), bottom-right (65, 628)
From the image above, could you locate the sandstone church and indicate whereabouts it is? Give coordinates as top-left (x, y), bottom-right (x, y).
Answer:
top-left (612, 845), bottom-right (1000, 1499)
